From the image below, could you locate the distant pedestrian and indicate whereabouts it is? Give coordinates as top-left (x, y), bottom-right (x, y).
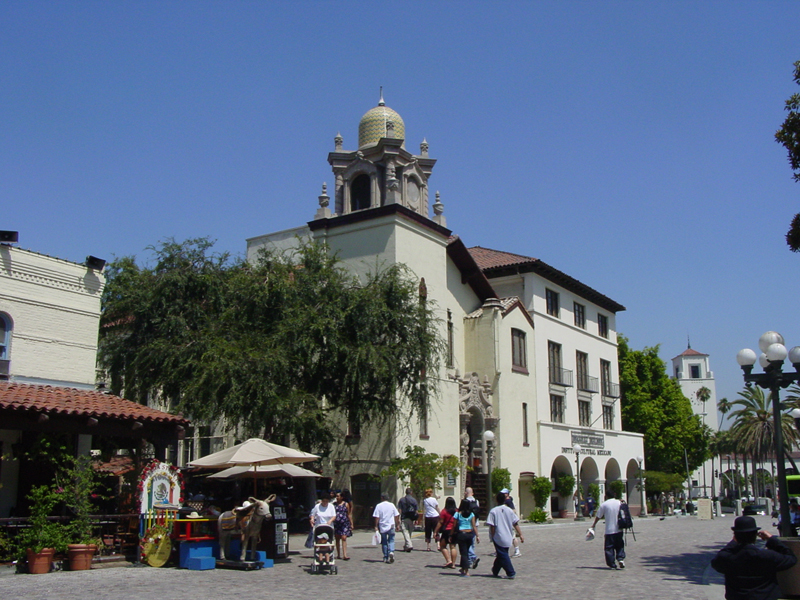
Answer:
top-left (589, 488), bottom-right (626, 569)
top-left (433, 496), bottom-right (458, 568)
top-left (455, 498), bottom-right (479, 576)
top-left (501, 488), bottom-right (522, 557)
top-left (373, 493), bottom-right (401, 564)
top-left (711, 515), bottom-right (797, 600)
top-left (463, 487), bottom-right (480, 568)
top-left (422, 489), bottom-right (440, 551)
top-left (586, 495), bottom-right (596, 518)
top-left (487, 491), bottom-right (524, 579)
top-left (397, 487), bottom-right (418, 552)
top-left (333, 489), bottom-right (354, 560)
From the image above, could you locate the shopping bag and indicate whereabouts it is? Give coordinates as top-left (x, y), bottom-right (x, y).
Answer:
top-left (371, 531), bottom-right (381, 546)
top-left (585, 527), bottom-right (595, 541)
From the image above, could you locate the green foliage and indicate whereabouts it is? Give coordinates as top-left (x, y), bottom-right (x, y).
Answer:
top-left (99, 238), bottom-right (445, 454)
top-left (528, 508), bottom-right (548, 523)
top-left (556, 474), bottom-right (575, 498)
top-left (609, 480), bottom-right (626, 500)
top-left (732, 386), bottom-right (799, 463)
top-left (491, 467), bottom-right (511, 496)
top-left (380, 446), bottom-right (461, 501)
top-left (14, 485), bottom-right (71, 558)
top-left (618, 335), bottom-right (709, 474)
top-left (56, 455), bottom-right (102, 544)
top-left (775, 61), bottom-right (800, 251)
top-left (587, 483), bottom-right (601, 505)
top-left (643, 471), bottom-right (685, 495)
top-left (530, 476), bottom-right (553, 509)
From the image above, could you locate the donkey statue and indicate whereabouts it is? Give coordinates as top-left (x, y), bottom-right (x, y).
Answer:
top-left (217, 495), bottom-right (276, 561)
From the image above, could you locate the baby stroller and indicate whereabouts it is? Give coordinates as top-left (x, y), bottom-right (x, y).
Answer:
top-left (310, 524), bottom-right (337, 574)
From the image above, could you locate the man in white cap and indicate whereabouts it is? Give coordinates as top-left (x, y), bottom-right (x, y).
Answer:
top-left (711, 515), bottom-right (796, 600)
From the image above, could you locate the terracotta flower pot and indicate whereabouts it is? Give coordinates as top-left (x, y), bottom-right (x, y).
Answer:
top-left (26, 548), bottom-right (55, 574)
top-left (67, 544), bottom-right (97, 571)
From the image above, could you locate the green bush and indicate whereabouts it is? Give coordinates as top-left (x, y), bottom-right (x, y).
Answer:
top-left (556, 474), bottom-right (575, 498)
top-left (587, 483), bottom-right (600, 505)
top-left (530, 476), bottom-right (553, 509)
top-left (609, 480), bottom-right (626, 500)
top-left (491, 467), bottom-right (511, 496)
top-left (528, 508), bottom-right (548, 523)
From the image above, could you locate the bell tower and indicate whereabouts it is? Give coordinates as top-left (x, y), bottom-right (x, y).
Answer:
top-left (319, 90), bottom-right (438, 221)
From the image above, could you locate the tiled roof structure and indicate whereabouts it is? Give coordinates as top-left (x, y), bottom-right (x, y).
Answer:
top-left (677, 348), bottom-right (707, 357)
top-left (467, 246), bottom-right (626, 314)
top-left (0, 382), bottom-right (188, 425)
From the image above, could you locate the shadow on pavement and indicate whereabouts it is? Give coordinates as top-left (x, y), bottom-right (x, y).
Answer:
top-left (638, 544), bottom-right (719, 585)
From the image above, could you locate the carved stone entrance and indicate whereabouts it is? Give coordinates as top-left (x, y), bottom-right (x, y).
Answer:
top-left (455, 372), bottom-right (498, 507)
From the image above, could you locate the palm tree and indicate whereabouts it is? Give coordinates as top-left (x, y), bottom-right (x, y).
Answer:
top-left (728, 386), bottom-right (800, 497)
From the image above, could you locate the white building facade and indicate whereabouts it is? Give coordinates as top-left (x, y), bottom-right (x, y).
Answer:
top-left (672, 346), bottom-right (719, 498)
top-left (246, 95), bottom-right (645, 519)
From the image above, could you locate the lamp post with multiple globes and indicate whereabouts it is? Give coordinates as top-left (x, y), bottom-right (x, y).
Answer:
top-left (637, 455), bottom-right (648, 518)
top-left (484, 429), bottom-right (495, 509)
top-left (736, 331), bottom-right (800, 538)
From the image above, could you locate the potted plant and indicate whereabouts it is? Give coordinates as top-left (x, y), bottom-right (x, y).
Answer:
top-left (556, 474), bottom-right (575, 517)
top-left (529, 476), bottom-right (554, 522)
top-left (15, 485), bottom-right (71, 574)
top-left (58, 456), bottom-right (101, 570)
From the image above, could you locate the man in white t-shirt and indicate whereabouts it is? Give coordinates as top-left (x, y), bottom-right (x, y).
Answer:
top-left (373, 493), bottom-right (401, 563)
top-left (486, 491), bottom-right (525, 579)
top-left (590, 489), bottom-right (625, 569)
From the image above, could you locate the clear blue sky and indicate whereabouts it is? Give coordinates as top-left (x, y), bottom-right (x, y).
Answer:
top-left (3, 1), bottom-right (799, 420)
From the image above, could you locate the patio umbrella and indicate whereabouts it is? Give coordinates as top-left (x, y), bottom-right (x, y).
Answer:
top-left (207, 463), bottom-right (320, 480)
top-left (189, 438), bottom-right (320, 495)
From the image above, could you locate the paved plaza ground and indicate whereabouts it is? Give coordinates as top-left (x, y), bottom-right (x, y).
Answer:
top-left (2, 512), bottom-right (771, 600)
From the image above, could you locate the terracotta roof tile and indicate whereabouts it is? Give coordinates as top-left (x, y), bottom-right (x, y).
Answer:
top-left (0, 382), bottom-right (189, 425)
top-left (468, 246), bottom-right (539, 270)
top-left (675, 348), bottom-right (708, 358)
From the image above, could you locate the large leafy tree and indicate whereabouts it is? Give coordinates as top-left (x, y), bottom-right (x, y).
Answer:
top-left (617, 335), bottom-right (708, 474)
top-left (99, 238), bottom-right (444, 454)
top-left (776, 61), bottom-right (800, 251)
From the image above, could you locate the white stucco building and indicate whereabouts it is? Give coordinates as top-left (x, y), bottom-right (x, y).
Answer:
top-left (246, 95), bottom-right (644, 520)
top-left (672, 345), bottom-right (719, 498)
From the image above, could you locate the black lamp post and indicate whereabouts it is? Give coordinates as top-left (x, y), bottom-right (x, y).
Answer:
top-left (737, 331), bottom-right (800, 538)
top-left (637, 455), bottom-right (648, 518)
top-left (574, 443), bottom-right (585, 521)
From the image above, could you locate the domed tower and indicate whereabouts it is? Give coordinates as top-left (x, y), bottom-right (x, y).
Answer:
top-left (321, 90), bottom-right (437, 220)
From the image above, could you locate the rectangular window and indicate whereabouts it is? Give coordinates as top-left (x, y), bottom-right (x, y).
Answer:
top-left (576, 351), bottom-right (588, 390)
top-left (419, 404), bottom-right (429, 439)
top-left (574, 302), bottom-right (585, 328)
top-left (347, 415), bottom-right (361, 438)
top-left (548, 341), bottom-right (571, 385)
top-left (446, 310), bottom-right (454, 368)
top-left (603, 404), bottom-right (614, 430)
top-left (600, 359), bottom-right (612, 396)
top-left (579, 400), bottom-right (591, 427)
top-left (182, 427), bottom-right (195, 465)
top-left (598, 313), bottom-right (609, 338)
top-left (512, 328), bottom-right (528, 372)
top-left (522, 403), bottom-right (529, 445)
top-left (550, 395), bottom-right (565, 423)
top-left (546, 289), bottom-right (560, 317)
top-left (690, 364), bottom-right (701, 379)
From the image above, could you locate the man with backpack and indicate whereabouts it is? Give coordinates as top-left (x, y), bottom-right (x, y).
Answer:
top-left (589, 489), bottom-right (630, 570)
top-left (463, 487), bottom-right (480, 568)
top-left (397, 488), bottom-right (418, 552)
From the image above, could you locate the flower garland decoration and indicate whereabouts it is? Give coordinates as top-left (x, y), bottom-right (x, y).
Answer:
top-left (136, 459), bottom-right (185, 513)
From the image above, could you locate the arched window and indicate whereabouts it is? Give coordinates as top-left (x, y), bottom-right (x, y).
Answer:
top-left (0, 313), bottom-right (11, 361)
top-left (350, 174), bottom-right (371, 211)
top-left (0, 312), bottom-right (11, 379)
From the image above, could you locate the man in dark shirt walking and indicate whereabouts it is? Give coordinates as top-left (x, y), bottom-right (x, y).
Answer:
top-left (711, 516), bottom-right (797, 600)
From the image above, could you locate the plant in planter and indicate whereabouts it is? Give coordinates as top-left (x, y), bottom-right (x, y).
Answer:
top-left (57, 455), bottom-right (102, 570)
top-left (609, 479), bottom-right (626, 501)
top-left (556, 474), bottom-right (575, 516)
top-left (529, 476), bottom-right (554, 523)
top-left (14, 485), bottom-right (71, 574)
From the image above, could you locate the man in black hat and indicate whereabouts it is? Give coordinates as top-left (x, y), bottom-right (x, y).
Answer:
top-left (711, 516), bottom-right (797, 600)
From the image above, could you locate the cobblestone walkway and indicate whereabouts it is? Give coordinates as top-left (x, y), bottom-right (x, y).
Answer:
top-left (2, 512), bottom-right (758, 600)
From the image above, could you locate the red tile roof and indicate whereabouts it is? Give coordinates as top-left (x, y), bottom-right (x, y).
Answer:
top-left (93, 455), bottom-right (136, 476)
top-left (675, 348), bottom-right (708, 358)
top-left (467, 246), bottom-right (626, 314)
top-left (0, 382), bottom-right (189, 425)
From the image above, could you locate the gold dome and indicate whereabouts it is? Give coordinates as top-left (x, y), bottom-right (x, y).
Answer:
top-left (358, 95), bottom-right (405, 149)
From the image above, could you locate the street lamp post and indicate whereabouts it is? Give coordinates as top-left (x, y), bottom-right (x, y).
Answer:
top-left (637, 455), bottom-right (648, 518)
top-left (573, 444), bottom-right (585, 521)
top-left (700, 412), bottom-right (708, 497)
top-left (484, 429), bottom-right (495, 510)
top-left (736, 331), bottom-right (800, 538)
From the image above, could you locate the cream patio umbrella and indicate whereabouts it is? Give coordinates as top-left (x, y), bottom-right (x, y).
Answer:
top-left (207, 463), bottom-right (320, 480)
top-left (189, 438), bottom-right (320, 495)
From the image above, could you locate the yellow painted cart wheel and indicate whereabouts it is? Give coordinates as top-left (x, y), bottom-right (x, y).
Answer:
top-left (142, 525), bottom-right (172, 568)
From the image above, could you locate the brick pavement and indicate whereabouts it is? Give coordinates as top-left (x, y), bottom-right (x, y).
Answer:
top-left (1, 513), bottom-right (773, 600)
